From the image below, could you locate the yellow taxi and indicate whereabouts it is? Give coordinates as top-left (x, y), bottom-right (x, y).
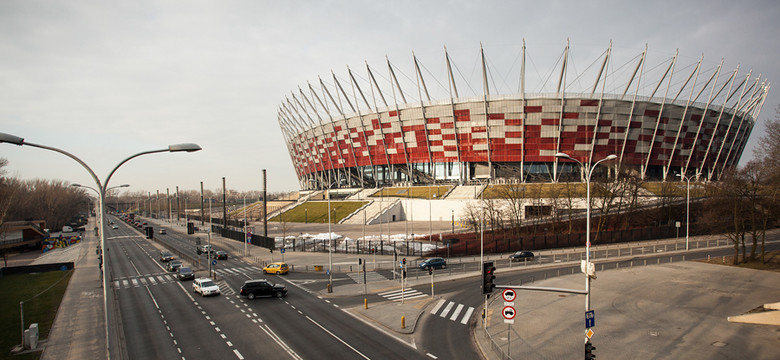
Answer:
top-left (262, 262), bottom-right (289, 275)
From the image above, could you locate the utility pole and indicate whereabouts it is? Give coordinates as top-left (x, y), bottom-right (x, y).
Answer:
top-left (263, 169), bottom-right (268, 238)
top-left (200, 182), bottom-right (204, 226)
top-left (222, 177), bottom-right (227, 229)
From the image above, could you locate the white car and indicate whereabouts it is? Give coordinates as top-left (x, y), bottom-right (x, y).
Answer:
top-left (193, 277), bottom-right (220, 297)
top-left (159, 228), bottom-right (167, 234)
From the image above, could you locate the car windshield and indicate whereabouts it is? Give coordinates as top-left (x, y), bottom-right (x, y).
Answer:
top-left (179, 268), bottom-right (191, 273)
top-left (202, 281), bottom-right (215, 287)
top-left (171, 261), bottom-right (181, 265)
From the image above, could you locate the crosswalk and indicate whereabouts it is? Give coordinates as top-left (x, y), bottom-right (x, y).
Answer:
top-left (429, 299), bottom-right (475, 326)
top-left (214, 265), bottom-right (264, 277)
top-left (114, 273), bottom-right (178, 289)
top-left (377, 288), bottom-right (428, 301)
top-left (113, 266), bottom-right (263, 290)
top-left (346, 271), bottom-right (388, 284)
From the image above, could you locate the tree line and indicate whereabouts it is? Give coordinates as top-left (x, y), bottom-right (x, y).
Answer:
top-left (0, 160), bottom-right (92, 232)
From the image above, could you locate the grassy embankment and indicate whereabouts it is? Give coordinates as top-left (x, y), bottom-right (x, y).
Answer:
top-left (0, 270), bottom-right (73, 360)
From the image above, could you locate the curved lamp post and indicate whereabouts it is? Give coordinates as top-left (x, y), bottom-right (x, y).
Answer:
top-left (555, 152), bottom-right (615, 344)
top-left (72, 184), bottom-right (129, 234)
top-left (1, 132), bottom-right (200, 359)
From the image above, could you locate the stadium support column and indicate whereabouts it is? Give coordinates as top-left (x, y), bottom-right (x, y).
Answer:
top-left (519, 40), bottom-right (526, 182)
top-left (708, 71), bottom-right (751, 181)
top-left (699, 67), bottom-right (739, 180)
top-left (346, 67), bottom-right (377, 185)
top-left (642, 50), bottom-right (678, 181)
top-left (683, 60), bottom-right (723, 176)
top-left (365, 63), bottom-right (393, 185)
top-left (587, 42), bottom-right (611, 168)
top-left (664, 55), bottom-right (703, 179)
top-left (480, 44), bottom-right (492, 179)
top-left (618, 46), bottom-right (646, 170)
top-left (553, 41), bottom-right (569, 182)
top-left (302, 85), bottom-right (337, 186)
top-left (444, 47), bottom-right (464, 184)
top-left (387, 57), bottom-right (413, 185)
top-left (413, 53), bottom-right (435, 183)
top-left (719, 78), bottom-right (764, 178)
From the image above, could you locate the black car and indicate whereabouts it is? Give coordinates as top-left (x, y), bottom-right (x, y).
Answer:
top-left (177, 267), bottom-right (195, 281)
top-left (418, 257), bottom-right (447, 270)
top-left (160, 251), bottom-right (174, 262)
top-left (509, 251), bottom-right (535, 262)
top-left (240, 279), bottom-right (287, 300)
top-left (215, 251), bottom-right (228, 260)
top-left (167, 260), bottom-right (182, 272)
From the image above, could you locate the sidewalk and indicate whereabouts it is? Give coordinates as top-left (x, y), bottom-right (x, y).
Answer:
top-left (40, 217), bottom-right (105, 360)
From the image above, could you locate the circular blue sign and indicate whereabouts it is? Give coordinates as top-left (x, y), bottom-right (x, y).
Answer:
top-left (212, 260), bottom-right (217, 265)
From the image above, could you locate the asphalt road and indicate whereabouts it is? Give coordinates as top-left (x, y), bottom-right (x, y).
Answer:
top-left (108, 216), bottom-right (427, 359)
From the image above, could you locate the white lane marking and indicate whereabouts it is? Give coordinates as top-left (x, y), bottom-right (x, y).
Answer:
top-left (427, 353), bottom-right (438, 359)
top-left (431, 299), bottom-right (446, 314)
top-left (439, 302), bottom-right (455, 318)
top-left (460, 307), bottom-right (475, 324)
top-left (304, 316), bottom-right (370, 359)
top-left (233, 349), bottom-right (244, 359)
top-left (449, 304), bottom-right (464, 321)
top-left (258, 324), bottom-right (303, 360)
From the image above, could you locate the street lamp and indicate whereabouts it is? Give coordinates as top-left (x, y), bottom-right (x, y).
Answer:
top-left (555, 152), bottom-right (616, 344)
top-left (72, 184), bottom-right (129, 230)
top-left (676, 173), bottom-right (699, 251)
top-left (0, 132), bottom-right (200, 359)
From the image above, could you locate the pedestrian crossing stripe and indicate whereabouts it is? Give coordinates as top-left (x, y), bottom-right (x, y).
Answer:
top-left (378, 288), bottom-right (428, 301)
top-left (114, 274), bottom-right (176, 289)
top-left (346, 271), bottom-right (388, 283)
top-left (430, 299), bottom-right (474, 325)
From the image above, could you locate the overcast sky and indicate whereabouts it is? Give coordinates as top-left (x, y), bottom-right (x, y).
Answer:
top-left (1, 0), bottom-right (778, 195)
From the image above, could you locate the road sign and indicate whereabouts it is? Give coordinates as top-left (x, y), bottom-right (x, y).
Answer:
top-left (586, 328), bottom-right (594, 339)
top-left (211, 259), bottom-right (217, 266)
top-left (502, 306), bottom-right (516, 320)
top-left (586, 310), bottom-right (595, 328)
top-left (502, 288), bottom-right (516, 302)
top-left (280, 248), bottom-right (285, 254)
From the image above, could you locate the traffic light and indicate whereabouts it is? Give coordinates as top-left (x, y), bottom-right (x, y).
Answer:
top-left (482, 261), bottom-right (496, 294)
top-left (585, 341), bottom-right (596, 359)
top-left (402, 258), bottom-right (406, 266)
top-left (428, 267), bottom-right (433, 275)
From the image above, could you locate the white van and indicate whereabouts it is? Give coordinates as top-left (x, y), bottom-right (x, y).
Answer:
top-left (62, 226), bottom-right (73, 233)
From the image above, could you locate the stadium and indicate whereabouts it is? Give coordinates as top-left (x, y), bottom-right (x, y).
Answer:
top-left (278, 42), bottom-right (770, 191)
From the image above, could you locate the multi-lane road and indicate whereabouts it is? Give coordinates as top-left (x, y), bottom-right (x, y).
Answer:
top-left (107, 217), bottom-right (438, 359)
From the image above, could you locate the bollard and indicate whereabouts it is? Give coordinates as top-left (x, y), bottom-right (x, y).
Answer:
top-left (364, 298), bottom-right (368, 309)
top-left (401, 316), bottom-right (406, 329)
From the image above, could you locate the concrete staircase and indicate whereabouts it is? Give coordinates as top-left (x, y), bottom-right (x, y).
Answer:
top-left (443, 185), bottom-right (483, 199)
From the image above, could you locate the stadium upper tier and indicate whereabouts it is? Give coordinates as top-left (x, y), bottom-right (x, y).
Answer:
top-left (278, 42), bottom-right (770, 190)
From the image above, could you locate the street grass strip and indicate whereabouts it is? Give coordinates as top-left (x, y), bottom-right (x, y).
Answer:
top-left (0, 269), bottom-right (73, 360)
top-left (372, 185), bottom-right (452, 199)
top-left (269, 201), bottom-right (368, 223)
